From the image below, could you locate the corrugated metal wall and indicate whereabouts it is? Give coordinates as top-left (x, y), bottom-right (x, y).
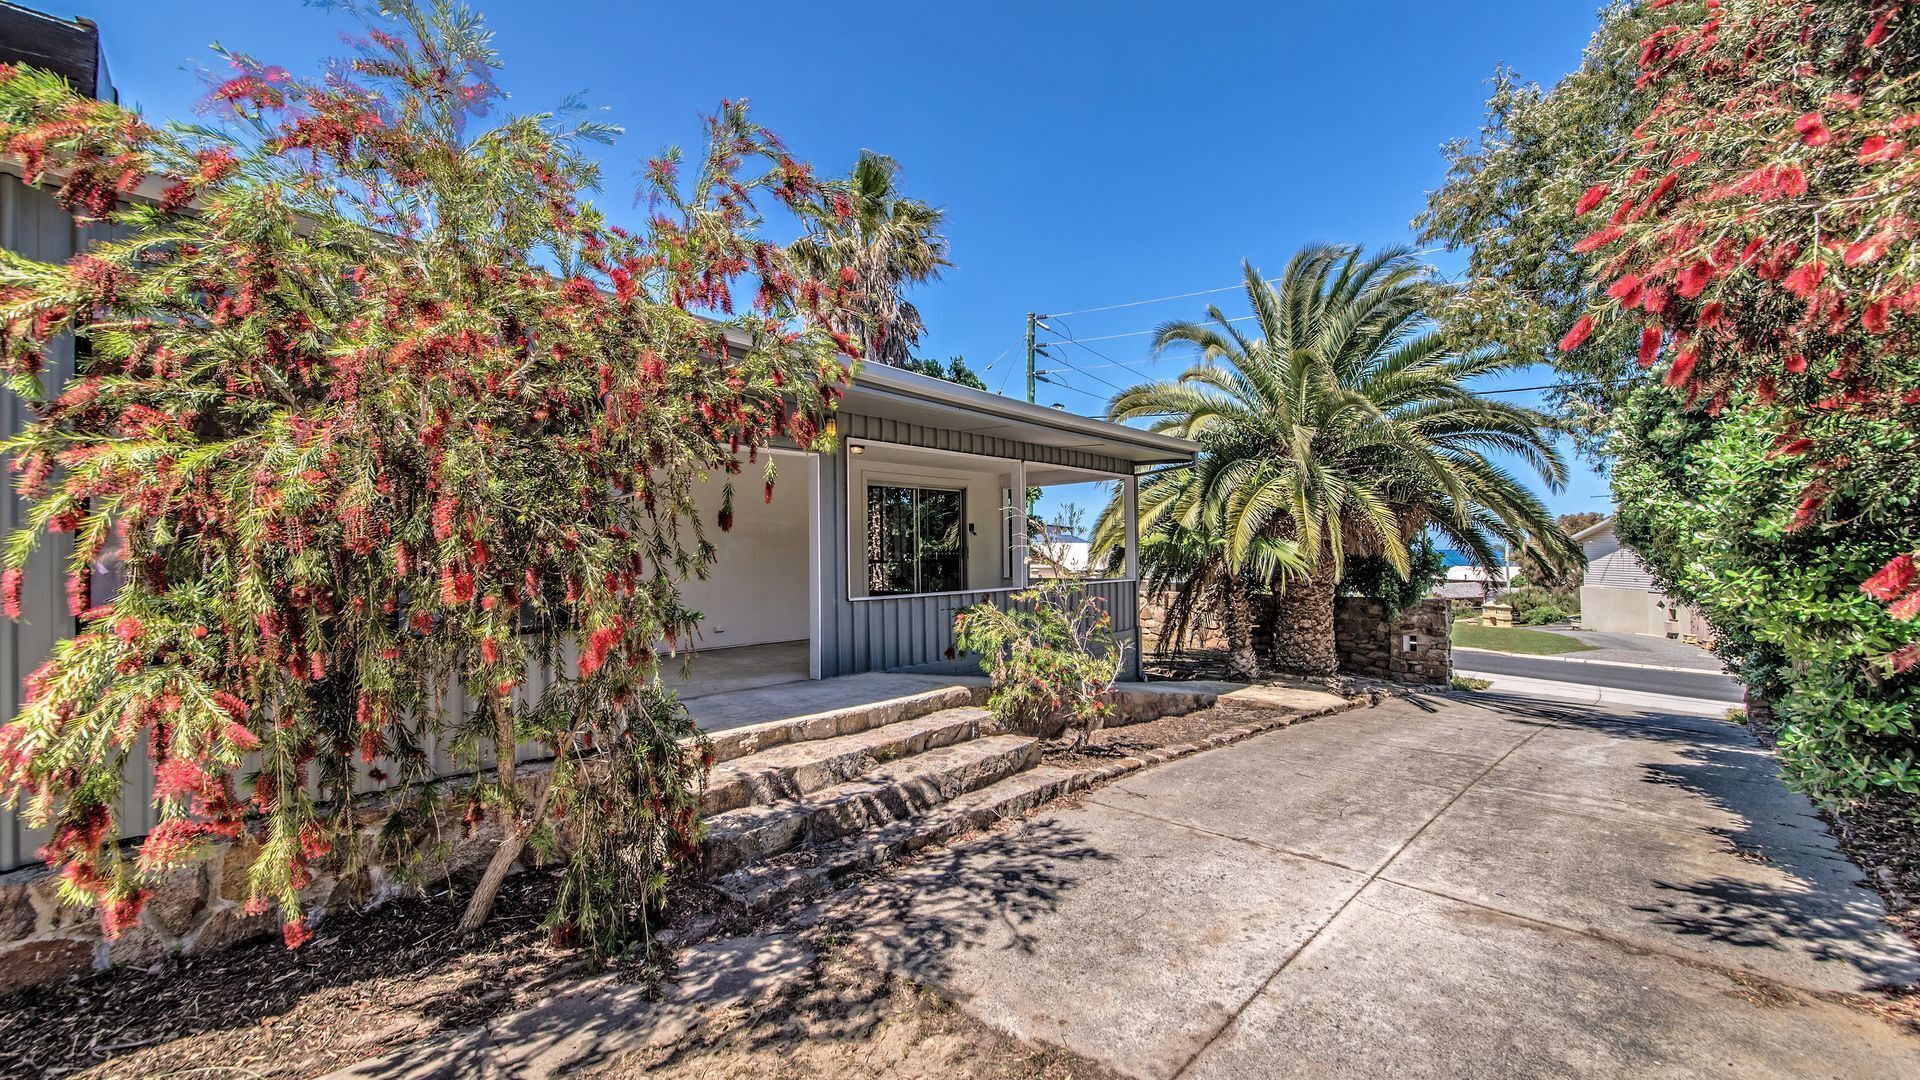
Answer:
top-left (819, 423), bottom-right (1140, 680)
top-left (0, 176), bottom-right (559, 872)
top-left (1, 175), bottom-right (82, 872)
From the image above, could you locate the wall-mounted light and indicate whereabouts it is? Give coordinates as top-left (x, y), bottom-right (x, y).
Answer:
top-left (850, 443), bottom-right (865, 455)
top-left (824, 415), bottom-right (838, 440)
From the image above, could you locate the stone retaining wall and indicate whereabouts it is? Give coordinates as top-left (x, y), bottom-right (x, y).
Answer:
top-left (1141, 588), bottom-right (1452, 687)
top-left (0, 778), bottom-right (520, 996)
top-left (1334, 597), bottom-right (1452, 686)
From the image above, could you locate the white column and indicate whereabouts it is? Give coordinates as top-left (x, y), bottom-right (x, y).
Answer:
top-left (1010, 459), bottom-right (1029, 587)
top-left (1122, 470), bottom-right (1140, 582)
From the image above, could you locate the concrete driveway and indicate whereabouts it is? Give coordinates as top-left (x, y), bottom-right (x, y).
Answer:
top-left (849, 691), bottom-right (1920, 1078)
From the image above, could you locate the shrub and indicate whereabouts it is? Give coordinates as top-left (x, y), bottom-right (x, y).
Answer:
top-left (951, 582), bottom-right (1124, 749)
top-left (1519, 604), bottom-right (1574, 626)
top-left (0, 1), bottom-right (868, 957)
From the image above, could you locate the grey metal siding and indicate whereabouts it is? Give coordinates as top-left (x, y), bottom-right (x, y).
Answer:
top-left (840, 412), bottom-right (1134, 476)
top-left (819, 424), bottom-right (1140, 681)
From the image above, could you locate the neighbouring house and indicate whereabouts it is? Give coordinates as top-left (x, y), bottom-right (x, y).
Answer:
top-left (1028, 523), bottom-right (1094, 579)
top-left (0, 8), bottom-right (1198, 875)
top-left (1429, 563), bottom-right (1517, 608)
top-left (1572, 516), bottom-right (1712, 640)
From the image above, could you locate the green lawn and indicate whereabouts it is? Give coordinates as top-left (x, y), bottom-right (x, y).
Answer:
top-left (1451, 621), bottom-right (1597, 656)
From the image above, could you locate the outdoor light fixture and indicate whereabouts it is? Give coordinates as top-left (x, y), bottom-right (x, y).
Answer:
top-left (824, 415), bottom-right (838, 440)
top-left (850, 443), bottom-right (865, 455)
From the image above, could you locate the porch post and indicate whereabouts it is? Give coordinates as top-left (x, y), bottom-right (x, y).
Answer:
top-left (1122, 469), bottom-right (1140, 582)
top-left (1010, 458), bottom-right (1029, 587)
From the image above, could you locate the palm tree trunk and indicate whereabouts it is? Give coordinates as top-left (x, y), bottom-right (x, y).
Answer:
top-left (1268, 571), bottom-right (1339, 678)
top-left (1222, 576), bottom-right (1262, 681)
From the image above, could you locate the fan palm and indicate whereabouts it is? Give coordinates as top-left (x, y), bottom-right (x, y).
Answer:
top-left (789, 150), bottom-right (949, 367)
top-left (1107, 244), bottom-right (1581, 677)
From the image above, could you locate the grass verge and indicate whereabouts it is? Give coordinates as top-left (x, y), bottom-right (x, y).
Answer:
top-left (1451, 622), bottom-right (1597, 656)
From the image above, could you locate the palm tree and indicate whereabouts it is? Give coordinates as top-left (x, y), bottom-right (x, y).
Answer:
top-left (1094, 463), bottom-right (1304, 680)
top-left (1107, 244), bottom-right (1581, 678)
top-left (789, 151), bottom-right (949, 367)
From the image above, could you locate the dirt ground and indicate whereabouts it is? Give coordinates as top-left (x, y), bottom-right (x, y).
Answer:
top-left (0, 872), bottom-right (615, 1079)
top-left (0, 687), bottom-right (1309, 1080)
top-left (591, 929), bottom-right (1114, 1080)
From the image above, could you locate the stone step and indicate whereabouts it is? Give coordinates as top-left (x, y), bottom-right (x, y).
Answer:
top-left (700, 706), bottom-right (994, 816)
top-left (700, 680), bottom-right (983, 765)
top-left (710, 764), bottom-right (1090, 914)
top-left (701, 735), bottom-right (1042, 877)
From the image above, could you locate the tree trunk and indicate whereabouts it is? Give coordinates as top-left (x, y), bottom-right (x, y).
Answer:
top-left (1222, 576), bottom-right (1262, 681)
top-left (458, 692), bottom-right (528, 934)
top-left (1267, 571), bottom-right (1339, 678)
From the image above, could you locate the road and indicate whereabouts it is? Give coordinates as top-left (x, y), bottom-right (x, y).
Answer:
top-left (1456, 649), bottom-right (1745, 703)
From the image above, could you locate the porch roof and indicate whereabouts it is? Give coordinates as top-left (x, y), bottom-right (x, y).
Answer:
top-left (843, 364), bottom-right (1199, 468)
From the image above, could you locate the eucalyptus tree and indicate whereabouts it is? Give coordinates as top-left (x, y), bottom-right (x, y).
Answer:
top-left (1107, 245), bottom-right (1579, 678)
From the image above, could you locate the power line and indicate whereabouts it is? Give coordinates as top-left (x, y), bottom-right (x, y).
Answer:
top-left (1037, 246), bottom-right (1454, 320)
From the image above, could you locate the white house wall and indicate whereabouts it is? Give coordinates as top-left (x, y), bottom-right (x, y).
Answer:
top-left (677, 465), bottom-right (811, 649)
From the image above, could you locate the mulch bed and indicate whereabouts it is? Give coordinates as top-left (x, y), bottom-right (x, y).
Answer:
top-left (0, 871), bottom-right (651, 1079)
top-left (1043, 696), bottom-right (1302, 772)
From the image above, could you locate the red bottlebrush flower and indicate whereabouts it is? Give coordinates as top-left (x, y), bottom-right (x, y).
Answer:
top-left (1675, 259), bottom-right (1714, 298)
top-left (1845, 232), bottom-right (1891, 267)
top-left (1637, 326), bottom-right (1662, 368)
top-left (481, 637), bottom-right (501, 666)
top-left (1794, 112), bottom-right (1833, 147)
top-left (1572, 226), bottom-right (1624, 253)
top-left (1558, 315), bottom-right (1596, 353)
top-left (717, 508), bottom-right (734, 532)
top-left (66, 566), bottom-right (90, 617)
top-left (1664, 347), bottom-right (1698, 388)
top-left (1606, 274), bottom-right (1644, 307)
top-left (432, 496), bottom-right (457, 541)
top-left (764, 482), bottom-right (775, 504)
top-left (2, 568), bottom-right (22, 619)
top-left (1859, 135), bottom-right (1905, 164)
top-left (1893, 589), bottom-right (1920, 621)
top-left (1890, 643), bottom-right (1920, 674)
top-left (1863, 554), bottom-right (1918, 601)
top-left (1575, 182), bottom-right (1610, 215)
top-left (1864, 297), bottom-right (1892, 334)
top-left (1770, 436), bottom-right (1814, 458)
top-left (283, 919), bottom-right (315, 949)
top-left (1784, 353), bottom-right (1809, 374)
top-left (1865, 8), bottom-right (1898, 49)
top-left (1782, 260), bottom-right (1826, 298)
top-left (101, 888), bottom-right (149, 940)
top-left (113, 616), bottom-right (143, 643)
top-left (223, 721), bottom-right (260, 752)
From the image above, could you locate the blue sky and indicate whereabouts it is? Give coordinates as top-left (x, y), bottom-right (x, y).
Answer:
top-left (63, 0), bottom-right (1615, 523)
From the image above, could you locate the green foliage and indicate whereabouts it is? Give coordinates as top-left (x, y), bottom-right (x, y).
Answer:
top-left (1450, 675), bottom-right (1493, 692)
top-left (951, 582), bottom-right (1124, 749)
top-left (1340, 538), bottom-right (1446, 617)
top-left (1613, 388), bottom-right (1920, 803)
top-left (1503, 582), bottom-right (1579, 624)
top-left (0, 1), bottom-right (872, 956)
top-left (1414, 1), bottom-right (1663, 452)
top-left (898, 356), bottom-right (985, 389)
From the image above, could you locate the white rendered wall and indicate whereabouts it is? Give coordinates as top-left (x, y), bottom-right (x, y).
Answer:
top-left (679, 466), bottom-right (811, 648)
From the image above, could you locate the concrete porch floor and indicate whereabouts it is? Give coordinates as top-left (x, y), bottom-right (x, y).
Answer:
top-left (658, 640), bottom-right (810, 702)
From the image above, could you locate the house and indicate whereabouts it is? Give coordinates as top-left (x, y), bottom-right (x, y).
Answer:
top-left (673, 364), bottom-right (1195, 682)
top-left (0, 9), bottom-right (1198, 871)
top-left (1572, 517), bottom-right (1711, 640)
top-left (1028, 523), bottom-right (1095, 579)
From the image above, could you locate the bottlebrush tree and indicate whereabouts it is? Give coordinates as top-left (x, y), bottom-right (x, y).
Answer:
top-left (0, 1), bottom-right (865, 956)
top-left (1559, 0), bottom-right (1920, 797)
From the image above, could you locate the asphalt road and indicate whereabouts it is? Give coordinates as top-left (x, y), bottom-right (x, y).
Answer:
top-left (1456, 650), bottom-right (1746, 703)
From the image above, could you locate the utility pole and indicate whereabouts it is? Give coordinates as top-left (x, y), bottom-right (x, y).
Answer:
top-left (1024, 312), bottom-right (1038, 404)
